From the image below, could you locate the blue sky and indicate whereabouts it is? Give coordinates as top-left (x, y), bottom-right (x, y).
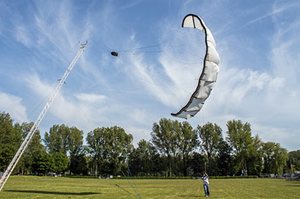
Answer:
top-left (1, 0), bottom-right (300, 151)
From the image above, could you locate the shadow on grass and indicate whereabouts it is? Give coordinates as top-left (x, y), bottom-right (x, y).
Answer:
top-left (178, 194), bottom-right (202, 198)
top-left (5, 189), bottom-right (101, 195)
top-left (286, 184), bottom-right (300, 187)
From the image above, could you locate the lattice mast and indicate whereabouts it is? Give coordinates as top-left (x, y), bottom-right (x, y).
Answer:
top-left (0, 42), bottom-right (87, 191)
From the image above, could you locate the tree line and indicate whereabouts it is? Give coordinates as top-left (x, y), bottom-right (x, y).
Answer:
top-left (0, 112), bottom-right (299, 177)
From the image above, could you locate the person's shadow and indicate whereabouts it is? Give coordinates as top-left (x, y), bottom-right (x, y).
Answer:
top-left (178, 194), bottom-right (203, 198)
top-left (5, 189), bottom-right (101, 196)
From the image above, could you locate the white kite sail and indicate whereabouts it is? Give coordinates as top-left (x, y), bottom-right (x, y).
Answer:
top-left (171, 14), bottom-right (220, 119)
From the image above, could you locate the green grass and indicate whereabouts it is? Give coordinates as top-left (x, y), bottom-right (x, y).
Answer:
top-left (1, 176), bottom-right (299, 198)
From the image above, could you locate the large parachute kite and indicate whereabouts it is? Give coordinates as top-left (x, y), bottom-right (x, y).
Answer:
top-left (171, 14), bottom-right (220, 119)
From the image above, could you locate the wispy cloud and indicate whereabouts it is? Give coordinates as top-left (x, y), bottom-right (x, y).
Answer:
top-left (24, 73), bottom-right (110, 131)
top-left (241, 1), bottom-right (300, 29)
top-left (120, 0), bottom-right (144, 10)
top-left (127, 53), bottom-right (175, 106)
top-left (0, 92), bottom-right (28, 123)
top-left (33, 1), bottom-right (87, 61)
top-left (14, 25), bottom-right (33, 47)
top-left (75, 93), bottom-right (107, 104)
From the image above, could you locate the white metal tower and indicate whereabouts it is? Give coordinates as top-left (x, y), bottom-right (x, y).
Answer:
top-left (0, 42), bottom-right (87, 191)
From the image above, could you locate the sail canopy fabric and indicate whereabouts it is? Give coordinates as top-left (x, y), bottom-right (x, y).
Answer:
top-left (171, 14), bottom-right (220, 119)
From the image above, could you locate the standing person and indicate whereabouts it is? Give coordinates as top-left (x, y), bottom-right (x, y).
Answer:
top-left (202, 172), bottom-right (210, 197)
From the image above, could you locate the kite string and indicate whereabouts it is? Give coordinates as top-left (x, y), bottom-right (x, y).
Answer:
top-left (118, 43), bottom-right (162, 53)
top-left (114, 183), bottom-right (136, 198)
top-left (110, 38), bottom-right (173, 54)
top-left (120, 169), bottom-right (142, 199)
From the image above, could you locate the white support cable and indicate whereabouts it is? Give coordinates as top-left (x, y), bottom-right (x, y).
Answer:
top-left (0, 42), bottom-right (87, 191)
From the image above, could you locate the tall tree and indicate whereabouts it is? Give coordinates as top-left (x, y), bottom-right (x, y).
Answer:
top-left (70, 152), bottom-right (88, 175)
top-left (67, 127), bottom-right (84, 157)
top-left (272, 147), bottom-right (288, 175)
top-left (31, 151), bottom-right (51, 175)
top-left (196, 122), bottom-right (223, 175)
top-left (44, 124), bottom-right (70, 155)
top-left (247, 135), bottom-right (263, 175)
top-left (187, 152), bottom-right (206, 176)
top-left (87, 126), bottom-right (133, 176)
top-left (288, 150), bottom-right (300, 172)
top-left (44, 124), bottom-right (84, 174)
top-left (67, 127), bottom-right (84, 175)
top-left (0, 112), bottom-right (22, 172)
top-left (128, 139), bottom-right (160, 176)
top-left (151, 118), bottom-right (181, 176)
top-left (262, 142), bottom-right (288, 175)
top-left (16, 122), bottom-right (46, 175)
top-left (49, 152), bottom-right (69, 174)
top-left (177, 122), bottom-right (198, 176)
top-left (216, 140), bottom-right (233, 176)
top-left (226, 120), bottom-right (252, 175)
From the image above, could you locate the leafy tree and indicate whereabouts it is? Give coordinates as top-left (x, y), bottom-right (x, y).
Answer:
top-left (44, 124), bottom-right (70, 155)
top-left (70, 153), bottom-right (88, 175)
top-left (196, 122), bottom-right (223, 175)
top-left (45, 124), bottom-right (83, 154)
top-left (262, 142), bottom-right (278, 174)
top-left (288, 150), bottom-right (300, 172)
top-left (273, 147), bottom-right (288, 176)
top-left (177, 122), bottom-right (198, 176)
top-left (50, 152), bottom-right (69, 174)
top-left (226, 120), bottom-right (252, 175)
top-left (151, 118), bottom-right (181, 176)
top-left (247, 135), bottom-right (264, 175)
top-left (87, 126), bottom-right (133, 176)
top-left (67, 127), bottom-right (84, 174)
top-left (262, 142), bottom-right (288, 175)
top-left (216, 140), bottom-right (233, 176)
top-left (16, 122), bottom-right (46, 175)
top-left (0, 112), bottom-right (22, 172)
top-left (187, 152), bottom-right (206, 176)
top-left (67, 127), bottom-right (84, 157)
top-left (31, 151), bottom-right (52, 175)
top-left (128, 139), bottom-right (160, 176)
top-left (44, 124), bottom-right (84, 174)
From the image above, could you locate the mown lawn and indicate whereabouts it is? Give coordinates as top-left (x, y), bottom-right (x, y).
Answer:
top-left (0, 176), bottom-right (299, 198)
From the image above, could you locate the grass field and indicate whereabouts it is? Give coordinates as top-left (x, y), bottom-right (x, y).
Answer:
top-left (0, 176), bottom-right (299, 198)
